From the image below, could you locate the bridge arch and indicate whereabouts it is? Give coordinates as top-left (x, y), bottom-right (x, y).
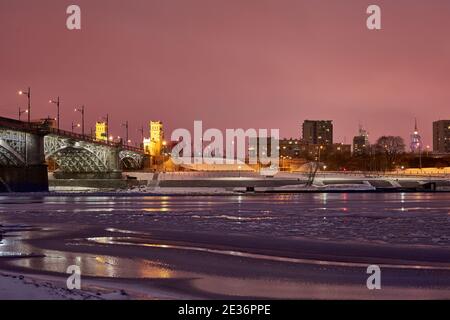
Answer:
top-left (119, 150), bottom-right (144, 170)
top-left (0, 121), bottom-right (49, 192)
top-left (0, 144), bottom-right (25, 167)
top-left (0, 129), bottom-right (26, 167)
top-left (46, 146), bottom-right (109, 173)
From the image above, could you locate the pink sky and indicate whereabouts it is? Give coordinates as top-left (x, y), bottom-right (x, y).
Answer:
top-left (1, 0), bottom-right (449, 146)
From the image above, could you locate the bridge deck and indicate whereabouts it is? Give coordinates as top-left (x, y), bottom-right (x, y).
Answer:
top-left (0, 116), bottom-right (144, 153)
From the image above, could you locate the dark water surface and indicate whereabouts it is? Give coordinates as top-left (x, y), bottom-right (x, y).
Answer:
top-left (1, 193), bottom-right (449, 245)
top-left (0, 193), bottom-right (449, 299)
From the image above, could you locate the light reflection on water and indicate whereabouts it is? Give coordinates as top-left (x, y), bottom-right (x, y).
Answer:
top-left (1, 193), bottom-right (449, 240)
top-left (1, 232), bottom-right (176, 279)
top-left (1, 193), bottom-right (450, 227)
top-left (86, 235), bottom-right (450, 271)
top-left (12, 252), bottom-right (176, 279)
top-left (1, 192), bottom-right (450, 278)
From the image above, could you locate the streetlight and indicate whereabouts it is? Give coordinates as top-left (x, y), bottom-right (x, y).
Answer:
top-left (49, 96), bottom-right (61, 130)
top-left (138, 125), bottom-right (144, 144)
top-left (121, 121), bottom-right (129, 146)
top-left (74, 105), bottom-right (85, 136)
top-left (238, 165), bottom-right (242, 178)
top-left (102, 114), bottom-right (110, 142)
top-left (18, 107), bottom-right (28, 121)
top-left (317, 145), bottom-right (324, 163)
top-left (419, 144), bottom-right (423, 171)
top-left (18, 87), bottom-right (31, 123)
top-left (71, 122), bottom-right (81, 133)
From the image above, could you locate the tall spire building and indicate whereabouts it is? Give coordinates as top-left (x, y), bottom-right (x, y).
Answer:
top-left (410, 119), bottom-right (422, 153)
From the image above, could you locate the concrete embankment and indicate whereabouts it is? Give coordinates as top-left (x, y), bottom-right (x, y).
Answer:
top-left (47, 171), bottom-right (450, 193)
top-left (48, 176), bottom-right (148, 190)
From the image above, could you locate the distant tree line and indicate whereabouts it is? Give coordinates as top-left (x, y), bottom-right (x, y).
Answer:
top-left (319, 136), bottom-right (449, 172)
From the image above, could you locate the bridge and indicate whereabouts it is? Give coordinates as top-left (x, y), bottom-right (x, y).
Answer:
top-left (0, 117), bottom-right (147, 192)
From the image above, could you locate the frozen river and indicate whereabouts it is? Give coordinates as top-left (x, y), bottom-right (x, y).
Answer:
top-left (0, 192), bottom-right (449, 299)
top-left (1, 192), bottom-right (449, 246)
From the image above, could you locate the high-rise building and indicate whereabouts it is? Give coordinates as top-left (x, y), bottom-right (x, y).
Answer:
top-left (410, 119), bottom-right (422, 153)
top-left (279, 139), bottom-right (302, 159)
top-left (302, 120), bottom-right (333, 146)
top-left (148, 121), bottom-right (164, 156)
top-left (95, 122), bottom-right (108, 142)
top-left (353, 126), bottom-right (369, 156)
top-left (433, 120), bottom-right (450, 154)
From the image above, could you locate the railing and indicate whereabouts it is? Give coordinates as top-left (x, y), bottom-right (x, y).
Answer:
top-left (49, 128), bottom-right (145, 153)
top-left (48, 127), bottom-right (119, 147)
top-left (0, 116), bottom-right (145, 153)
top-left (0, 116), bottom-right (44, 133)
top-left (121, 144), bottom-right (146, 153)
top-left (301, 170), bottom-right (450, 179)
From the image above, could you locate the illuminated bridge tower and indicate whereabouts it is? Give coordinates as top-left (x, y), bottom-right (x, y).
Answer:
top-left (410, 119), bottom-right (422, 153)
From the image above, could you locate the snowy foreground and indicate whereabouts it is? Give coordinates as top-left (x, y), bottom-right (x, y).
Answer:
top-left (0, 272), bottom-right (131, 300)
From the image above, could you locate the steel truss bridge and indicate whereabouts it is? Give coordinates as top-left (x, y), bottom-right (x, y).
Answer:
top-left (0, 117), bottom-right (147, 191)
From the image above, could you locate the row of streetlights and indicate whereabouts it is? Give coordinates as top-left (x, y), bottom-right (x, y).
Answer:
top-left (18, 88), bottom-right (85, 134)
top-left (17, 87), bottom-right (137, 146)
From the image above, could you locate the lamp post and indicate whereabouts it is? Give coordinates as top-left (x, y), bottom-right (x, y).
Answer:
top-left (122, 121), bottom-right (129, 146)
top-left (74, 105), bottom-right (85, 136)
top-left (103, 114), bottom-right (109, 143)
top-left (71, 122), bottom-right (80, 133)
top-left (419, 144), bottom-right (423, 171)
top-left (138, 125), bottom-right (144, 147)
top-left (49, 96), bottom-right (61, 130)
top-left (18, 107), bottom-right (28, 121)
top-left (18, 87), bottom-right (31, 123)
top-left (317, 145), bottom-right (324, 163)
top-left (162, 140), bottom-right (168, 171)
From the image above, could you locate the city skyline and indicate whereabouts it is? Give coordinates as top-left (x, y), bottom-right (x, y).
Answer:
top-left (2, 1), bottom-right (450, 145)
top-left (0, 95), bottom-right (439, 150)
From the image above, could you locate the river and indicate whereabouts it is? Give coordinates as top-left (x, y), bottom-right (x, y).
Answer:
top-left (0, 192), bottom-right (449, 299)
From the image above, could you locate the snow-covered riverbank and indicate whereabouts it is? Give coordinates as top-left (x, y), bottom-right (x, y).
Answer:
top-left (46, 171), bottom-right (450, 195)
top-left (0, 272), bottom-right (132, 300)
